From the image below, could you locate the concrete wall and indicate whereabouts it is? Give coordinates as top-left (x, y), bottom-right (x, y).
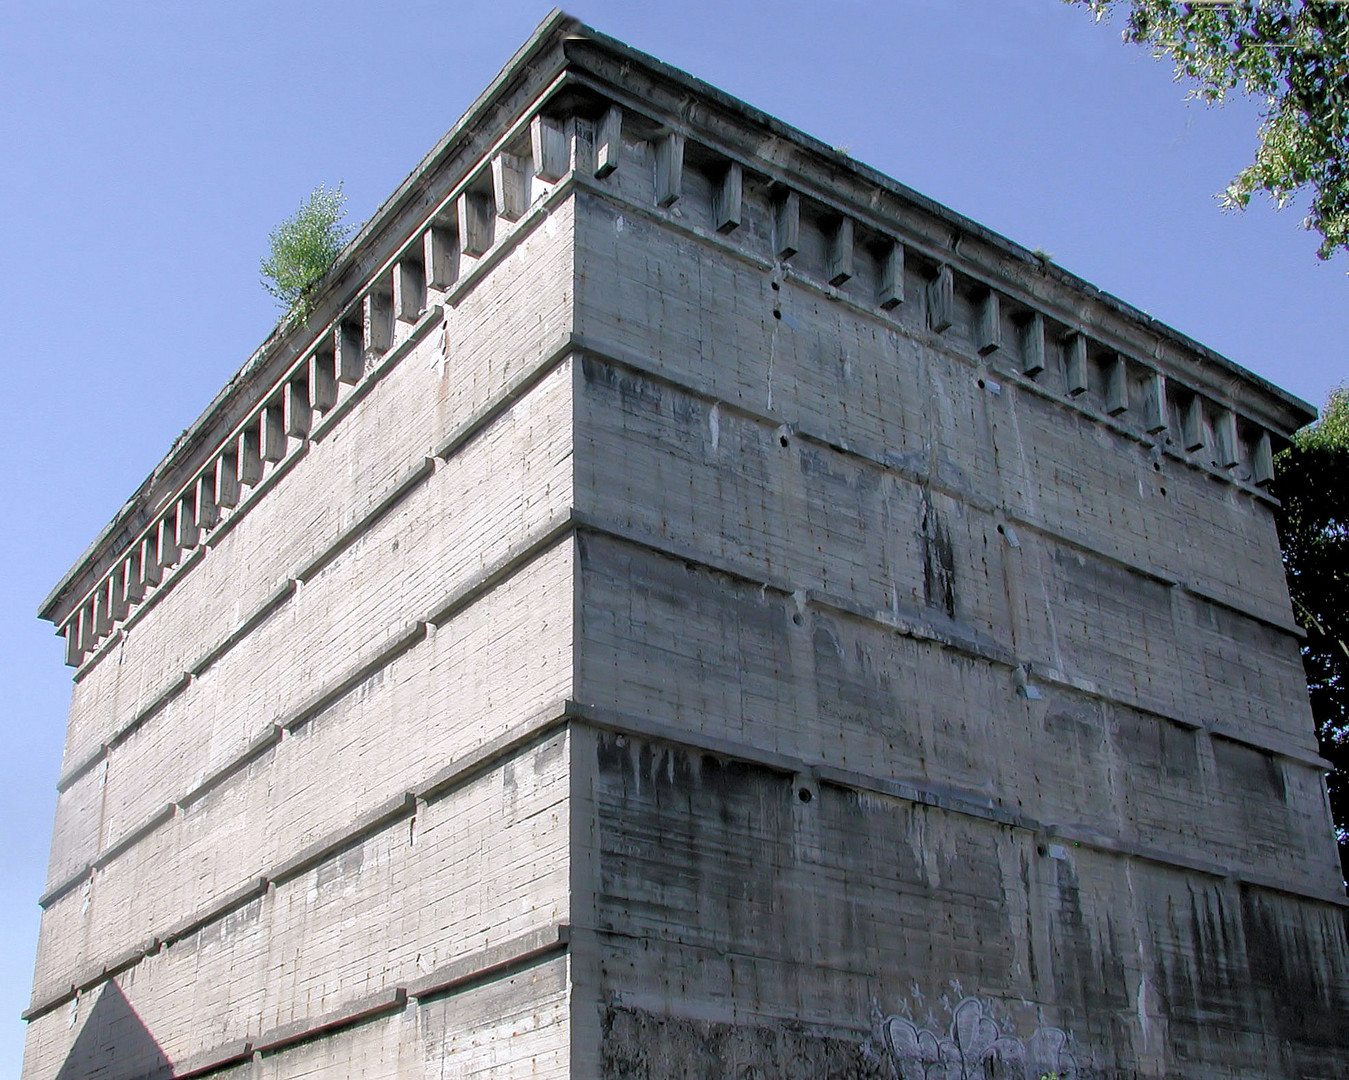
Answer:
top-left (25, 182), bottom-right (580, 1080)
top-left (568, 164), bottom-right (1349, 1077)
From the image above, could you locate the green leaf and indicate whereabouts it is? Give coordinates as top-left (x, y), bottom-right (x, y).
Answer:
top-left (1068, 0), bottom-right (1349, 264)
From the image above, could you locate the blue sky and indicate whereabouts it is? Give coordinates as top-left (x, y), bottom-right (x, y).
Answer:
top-left (1, 1), bottom-right (1345, 1073)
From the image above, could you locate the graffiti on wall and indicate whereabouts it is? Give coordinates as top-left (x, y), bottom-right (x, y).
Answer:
top-left (864, 984), bottom-right (1082, 1080)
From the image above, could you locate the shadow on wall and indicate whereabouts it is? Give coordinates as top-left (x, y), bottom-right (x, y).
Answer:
top-left (56, 981), bottom-right (171, 1080)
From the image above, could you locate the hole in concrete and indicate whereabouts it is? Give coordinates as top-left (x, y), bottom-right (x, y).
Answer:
top-left (779, 434), bottom-right (789, 447)
top-left (996, 524), bottom-right (1005, 535)
top-left (1153, 462), bottom-right (1161, 472)
top-left (773, 309), bottom-right (782, 320)
top-left (977, 378), bottom-right (986, 389)
top-left (771, 281), bottom-right (780, 291)
top-left (1160, 486), bottom-right (1168, 497)
top-left (797, 787), bottom-right (813, 804)
top-left (792, 612), bottom-right (803, 626)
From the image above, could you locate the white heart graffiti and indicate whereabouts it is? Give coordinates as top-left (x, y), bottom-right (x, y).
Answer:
top-left (870, 995), bottom-right (1080, 1080)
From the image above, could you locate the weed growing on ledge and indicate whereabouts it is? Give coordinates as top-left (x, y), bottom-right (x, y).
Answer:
top-left (260, 183), bottom-right (355, 317)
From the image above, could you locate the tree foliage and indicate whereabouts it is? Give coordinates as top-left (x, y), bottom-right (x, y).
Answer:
top-left (259, 183), bottom-right (355, 314)
top-left (1071, 1), bottom-right (1349, 260)
top-left (1275, 385), bottom-right (1349, 878)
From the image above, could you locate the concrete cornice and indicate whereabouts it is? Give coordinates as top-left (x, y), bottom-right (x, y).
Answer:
top-left (558, 25), bottom-right (1315, 437)
top-left (41, 10), bottom-right (1315, 637)
top-left (39, 8), bottom-right (582, 625)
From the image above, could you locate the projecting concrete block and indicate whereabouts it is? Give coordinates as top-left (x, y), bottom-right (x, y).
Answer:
top-left (285, 377), bottom-right (311, 439)
top-left (195, 472), bottom-right (219, 530)
top-left (423, 225), bottom-right (458, 290)
top-left (309, 349), bottom-right (337, 414)
top-left (1020, 311), bottom-right (1045, 376)
top-left (975, 291), bottom-right (1001, 355)
top-left (363, 291), bottom-right (393, 356)
top-left (713, 162), bottom-right (742, 234)
top-left (1143, 371), bottom-right (1169, 436)
top-left (531, 115), bottom-right (569, 183)
top-left (1254, 429), bottom-right (1275, 487)
top-left (260, 400), bottom-right (286, 462)
top-left (595, 105), bottom-right (622, 178)
top-left (878, 241), bottom-right (904, 310)
top-left (123, 549), bottom-right (145, 605)
top-left (1105, 355), bottom-right (1129, 415)
top-left (394, 259), bottom-right (426, 323)
top-left (654, 132), bottom-right (684, 208)
top-left (458, 189), bottom-right (494, 257)
top-left (927, 264), bottom-right (953, 333)
top-left (826, 217), bottom-right (854, 287)
top-left (1216, 408), bottom-right (1241, 468)
top-left (108, 566), bottom-right (127, 622)
top-left (157, 512), bottom-right (180, 569)
top-left (492, 152), bottom-right (530, 221)
top-left (1065, 332), bottom-right (1089, 397)
top-left (336, 320), bottom-right (363, 385)
top-left (774, 190), bottom-right (800, 260)
top-left (175, 493), bottom-right (199, 551)
top-left (237, 422), bottom-right (262, 486)
top-left (1181, 395), bottom-right (1206, 453)
top-left (139, 533), bottom-right (161, 588)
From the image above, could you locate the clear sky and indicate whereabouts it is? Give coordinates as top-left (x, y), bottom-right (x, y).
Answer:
top-left (1, 1), bottom-right (1345, 1073)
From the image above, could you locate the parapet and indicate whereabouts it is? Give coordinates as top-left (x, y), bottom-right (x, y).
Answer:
top-left (39, 10), bottom-right (1314, 673)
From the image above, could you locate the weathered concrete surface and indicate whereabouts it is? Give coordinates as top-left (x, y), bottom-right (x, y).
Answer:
top-left (25, 12), bottom-right (1348, 1080)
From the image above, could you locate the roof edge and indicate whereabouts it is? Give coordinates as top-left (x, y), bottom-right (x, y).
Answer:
top-left (39, 9), bottom-right (581, 623)
top-left (563, 22), bottom-right (1315, 430)
top-left (41, 11), bottom-right (1317, 626)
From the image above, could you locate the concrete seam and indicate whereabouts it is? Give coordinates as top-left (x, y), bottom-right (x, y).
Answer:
top-left (293, 457), bottom-right (437, 584)
top-left (64, 339), bottom-right (575, 775)
top-left (564, 705), bottom-right (1349, 909)
top-left (572, 336), bottom-right (1290, 632)
top-left (54, 744), bottom-right (107, 794)
top-left (27, 723), bottom-right (573, 1020)
top-left (444, 180), bottom-right (578, 309)
top-left (575, 520), bottom-right (1325, 774)
top-left (433, 335), bottom-right (576, 461)
top-left (267, 793), bottom-right (417, 887)
top-left (308, 305), bottom-right (446, 444)
top-left (91, 803), bottom-right (175, 870)
top-left (563, 66), bottom-right (1305, 436)
top-left (36, 864), bottom-right (90, 911)
top-left (46, 526), bottom-right (574, 900)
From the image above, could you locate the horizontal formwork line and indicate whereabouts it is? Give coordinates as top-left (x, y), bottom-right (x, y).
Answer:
top-left (25, 710), bottom-right (574, 1022)
top-left (55, 333), bottom-right (581, 793)
top-left (569, 517), bottom-right (1328, 772)
top-left (63, 154), bottom-right (581, 668)
top-left (571, 174), bottom-right (1280, 507)
top-left (570, 334), bottom-right (1299, 640)
top-left (45, 504), bottom-right (1324, 915)
top-left (39, 515), bottom-right (577, 911)
top-left (71, 298), bottom-right (441, 677)
top-left (94, 446), bottom-right (309, 676)
top-left (62, 149), bottom-right (561, 650)
top-left (143, 924), bottom-right (568, 1080)
top-left (28, 689), bottom-right (1345, 1021)
top-left (565, 701), bottom-right (1349, 911)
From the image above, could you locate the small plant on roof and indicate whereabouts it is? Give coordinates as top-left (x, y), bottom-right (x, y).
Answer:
top-left (260, 183), bottom-right (355, 316)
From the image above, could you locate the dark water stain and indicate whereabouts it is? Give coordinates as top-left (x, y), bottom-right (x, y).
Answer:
top-left (1240, 887), bottom-right (1349, 1070)
top-left (920, 489), bottom-right (955, 619)
top-left (602, 1005), bottom-right (885, 1080)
